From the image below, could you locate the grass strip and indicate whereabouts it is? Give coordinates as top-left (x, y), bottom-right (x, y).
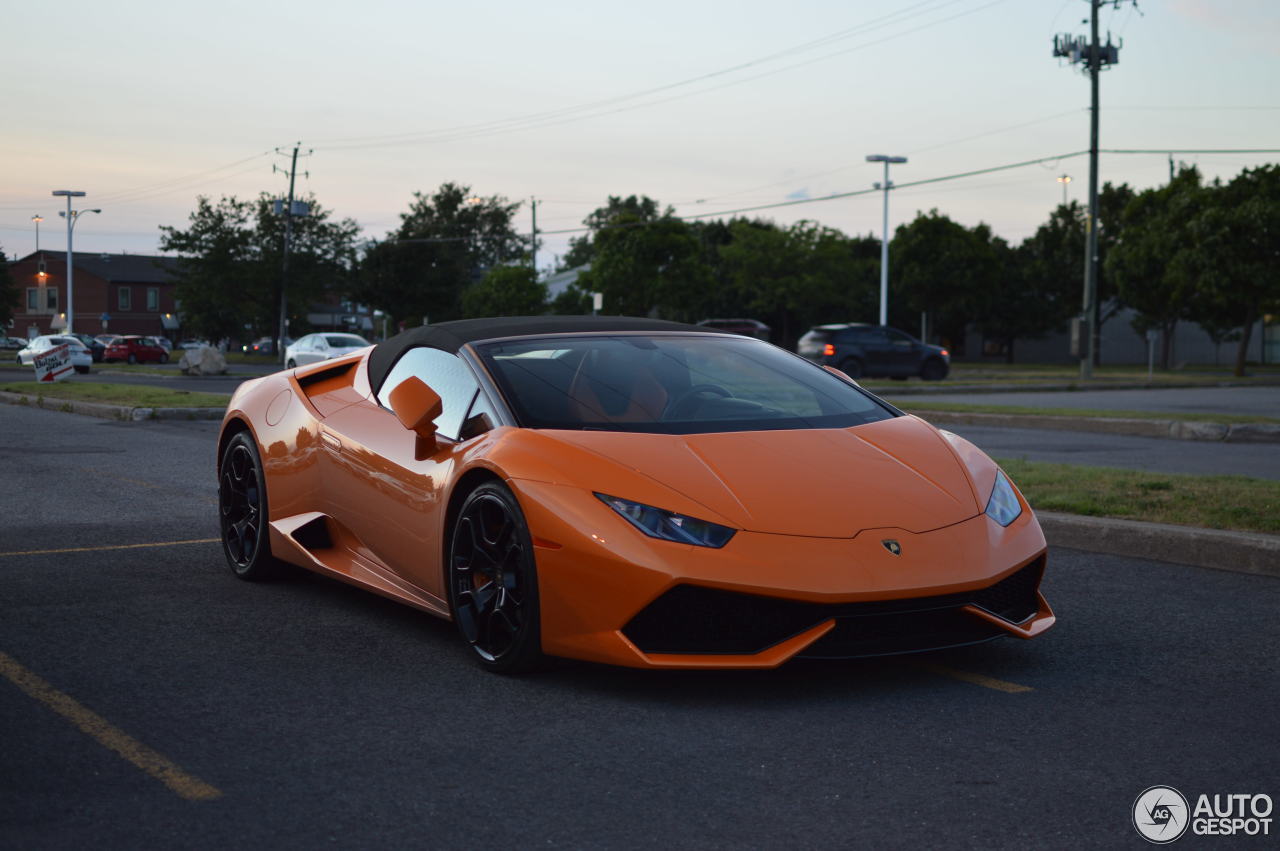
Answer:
top-left (1, 381), bottom-right (229, 409)
top-left (996, 457), bottom-right (1280, 535)
top-left (889, 401), bottom-right (1280, 425)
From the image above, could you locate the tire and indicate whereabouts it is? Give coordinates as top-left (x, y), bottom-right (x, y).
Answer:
top-left (286, 359), bottom-right (297, 369)
top-left (920, 358), bottom-right (949, 381)
top-left (75, 365), bottom-right (89, 374)
top-left (218, 431), bottom-right (285, 581)
top-left (127, 353), bottom-right (138, 365)
top-left (447, 481), bottom-right (543, 673)
top-left (159, 353), bottom-right (169, 364)
top-left (838, 357), bottom-right (864, 379)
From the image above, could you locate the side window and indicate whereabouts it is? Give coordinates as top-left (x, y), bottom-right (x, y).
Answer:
top-left (147, 288), bottom-right (159, 311)
top-left (884, 329), bottom-right (914, 345)
top-left (377, 347), bottom-right (480, 441)
top-left (118, 287), bottom-right (131, 311)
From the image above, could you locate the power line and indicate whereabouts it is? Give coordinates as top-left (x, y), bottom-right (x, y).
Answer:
top-left (313, 0), bottom-right (1004, 152)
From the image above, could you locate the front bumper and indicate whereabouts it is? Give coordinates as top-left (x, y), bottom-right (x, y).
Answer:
top-left (510, 479), bottom-right (1054, 669)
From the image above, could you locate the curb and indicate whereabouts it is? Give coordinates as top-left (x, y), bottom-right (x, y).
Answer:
top-left (1038, 511), bottom-right (1280, 577)
top-left (0, 390), bottom-right (225, 421)
top-left (876, 378), bottom-right (1280, 395)
top-left (909, 409), bottom-right (1280, 444)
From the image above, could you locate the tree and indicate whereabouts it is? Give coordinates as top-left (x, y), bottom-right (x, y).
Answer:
top-left (1105, 168), bottom-right (1204, 369)
top-left (1183, 165), bottom-right (1280, 376)
top-left (356, 183), bottom-right (526, 328)
top-left (159, 194), bottom-right (359, 343)
top-left (970, 229), bottom-right (1075, 363)
top-left (560, 195), bottom-right (662, 270)
top-left (717, 219), bottom-right (877, 346)
top-left (573, 200), bottom-right (712, 321)
top-left (460, 265), bottom-right (547, 318)
top-left (889, 210), bottom-right (994, 352)
top-left (0, 244), bottom-right (18, 328)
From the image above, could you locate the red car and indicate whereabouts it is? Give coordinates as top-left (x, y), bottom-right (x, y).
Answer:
top-left (104, 335), bottom-right (169, 364)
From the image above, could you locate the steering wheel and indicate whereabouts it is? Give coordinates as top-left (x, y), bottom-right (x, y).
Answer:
top-left (664, 384), bottom-right (731, 420)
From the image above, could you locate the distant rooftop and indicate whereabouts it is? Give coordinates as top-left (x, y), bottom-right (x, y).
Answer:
top-left (14, 250), bottom-right (178, 284)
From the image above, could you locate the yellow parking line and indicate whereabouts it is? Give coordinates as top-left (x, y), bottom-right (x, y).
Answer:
top-left (0, 538), bottom-right (219, 558)
top-left (914, 662), bottom-right (1034, 693)
top-left (0, 650), bottom-right (222, 801)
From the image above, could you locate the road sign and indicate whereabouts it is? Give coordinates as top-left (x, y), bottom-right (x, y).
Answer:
top-left (33, 343), bottom-right (74, 382)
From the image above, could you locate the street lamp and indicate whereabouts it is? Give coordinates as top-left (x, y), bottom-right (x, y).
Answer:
top-left (52, 190), bottom-right (100, 336)
top-left (866, 154), bottom-right (907, 327)
top-left (32, 215), bottom-right (44, 252)
top-left (1057, 174), bottom-right (1073, 207)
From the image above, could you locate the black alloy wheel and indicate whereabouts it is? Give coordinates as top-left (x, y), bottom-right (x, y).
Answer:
top-left (920, 358), bottom-right (948, 381)
top-left (448, 482), bottom-right (543, 673)
top-left (838, 357), bottom-right (864, 379)
top-left (218, 432), bottom-right (283, 580)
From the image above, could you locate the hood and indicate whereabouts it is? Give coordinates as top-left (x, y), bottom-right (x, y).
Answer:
top-left (544, 416), bottom-right (981, 538)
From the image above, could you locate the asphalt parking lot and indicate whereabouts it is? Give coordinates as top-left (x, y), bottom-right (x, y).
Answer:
top-left (2, 406), bottom-right (1278, 848)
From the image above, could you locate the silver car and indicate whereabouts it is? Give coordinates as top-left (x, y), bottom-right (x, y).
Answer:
top-left (284, 333), bottom-right (370, 368)
top-left (16, 335), bottom-right (94, 373)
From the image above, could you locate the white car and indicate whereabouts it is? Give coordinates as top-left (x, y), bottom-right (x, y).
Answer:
top-left (284, 333), bottom-right (370, 368)
top-left (16, 335), bottom-right (93, 373)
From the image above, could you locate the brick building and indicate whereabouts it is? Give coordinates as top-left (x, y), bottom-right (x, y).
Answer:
top-left (8, 251), bottom-right (180, 340)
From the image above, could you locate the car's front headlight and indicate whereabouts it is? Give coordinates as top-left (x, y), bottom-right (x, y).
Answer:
top-left (595, 493), bottom-right (736, 548)
top-left (985, 470), bottom-right (1023, 527)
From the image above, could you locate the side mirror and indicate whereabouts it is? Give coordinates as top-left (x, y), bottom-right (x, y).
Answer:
top-left (388, 376), bottom-right (443, 439)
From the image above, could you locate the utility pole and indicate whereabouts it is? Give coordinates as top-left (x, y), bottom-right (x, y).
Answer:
top-left (530, 197), bottom-right (538, 276)
top-left (273, 144), bottom-right (311, 364)
top-left (1054, 1), bottom-right (1126, 379)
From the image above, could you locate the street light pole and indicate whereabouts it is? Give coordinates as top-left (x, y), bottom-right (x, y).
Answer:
top-left (32, 215), bottom-right (43, 252)
top-left (866, 154), bottom-right (907, 326)
top-left (1057, 174), bottom-right (1072, 207)
top-left (52, 190), bottom-right (86, 335)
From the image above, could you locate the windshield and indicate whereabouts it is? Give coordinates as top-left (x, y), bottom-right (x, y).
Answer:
top-left (475, 334), bottom-right (896, 434)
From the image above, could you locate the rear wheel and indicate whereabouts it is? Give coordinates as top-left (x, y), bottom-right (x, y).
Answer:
top-left (920, 358), bottom-right (948, 381)
top-left (218, 431), bottom-right (285, 580)
top-left (159, 353), bottom-right (169, 364)
top-left (286, 359), bottom-right (297, 369)
top-left (838, 357), bottom-right (864, 379)
top-left (127, 353), bottom-right (138, 364)
top-left (448, 482), bottom-right (543, 673)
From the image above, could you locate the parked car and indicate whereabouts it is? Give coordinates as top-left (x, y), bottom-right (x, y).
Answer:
top-left (243, 336), bottom-right (292, 356)
top-left (797, 323), bottom-right (950, 380)
top-left (178, 339), bottom-right (211, 351)
top-left (695, 318), bottom-right (771, 340)
top-left (285, 333), bottom-right (371, 368)
top-left (94, 334), bottom-right (121, 348)
top-left (155, 337), bottom-right (174, 352)
top-left (69, 333), bottom-right (107, 363)
top-left (0, 336), bottom-right (29, 351)
top-left (16, 335), bottom-right (93, 373)
top-left (104, 335), bottom-right (169, 364)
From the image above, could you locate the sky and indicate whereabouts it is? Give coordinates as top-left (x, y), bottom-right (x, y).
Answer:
top-left (3, 0), bottom-right (1279, 273)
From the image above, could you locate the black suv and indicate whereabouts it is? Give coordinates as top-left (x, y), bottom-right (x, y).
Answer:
top-left (797, 323), bottom-right (950, 380)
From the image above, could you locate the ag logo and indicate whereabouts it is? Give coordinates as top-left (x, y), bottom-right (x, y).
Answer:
top-left (1133, 786), bottom-right (1190, 843)
top-left (881, 539), bottom-right (902, 556)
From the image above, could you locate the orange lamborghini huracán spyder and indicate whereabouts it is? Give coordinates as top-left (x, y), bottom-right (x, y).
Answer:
top-left (217, 316), bottom-right (1054, 672)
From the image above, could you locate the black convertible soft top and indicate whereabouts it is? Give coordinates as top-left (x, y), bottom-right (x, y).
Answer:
top-left (367, 315), bottom-right (718, 396)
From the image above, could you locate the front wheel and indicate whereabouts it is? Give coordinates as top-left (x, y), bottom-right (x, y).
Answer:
top-left (159, 353), bottom-right (169, 364)
top-left (218, 431), bottom-right (285, 580)
top-left (127, 353), bottom-right (138, 365)
top-left (286, 359), bottom-right (297, 369)
top-left (448, 482), bottom-right (543, 673)
top-left (920, 358), bottom-right (949, 381)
